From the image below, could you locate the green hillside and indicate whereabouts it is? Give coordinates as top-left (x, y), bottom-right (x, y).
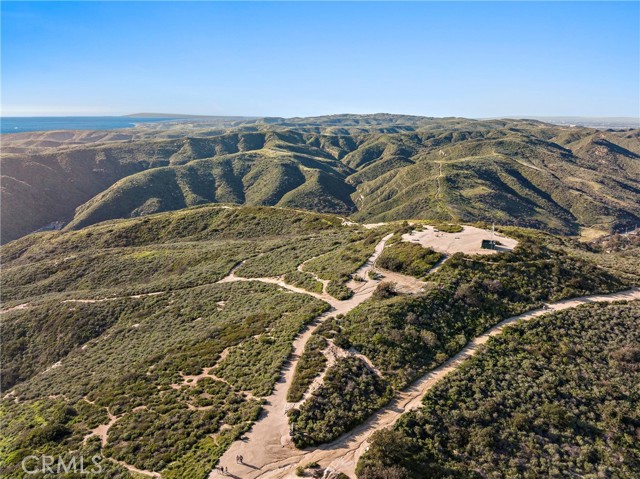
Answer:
top-left (0, 206), bottom-right (367, 478)
top-left (358, 301), bottom-right (640, 479)
top-left (1, 205), bottom-right (637, 478)
top-left (287, 235), bottom-right (627, 448)
top-left (65, 151), bottom-right (355, 231)
top-left (2, 115), bottom-right (639, 243)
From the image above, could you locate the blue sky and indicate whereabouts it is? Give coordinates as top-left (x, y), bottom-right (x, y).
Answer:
top-left (2, 1), bottom-right (638, 118)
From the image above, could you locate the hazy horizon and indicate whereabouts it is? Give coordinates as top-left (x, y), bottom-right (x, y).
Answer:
top-left (2, 113), bottom-right (639, 121)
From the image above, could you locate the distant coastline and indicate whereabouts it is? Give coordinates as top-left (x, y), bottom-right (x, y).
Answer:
top-left (2, 114), bottom-right (637, 135)
top-left (488, 116), bottom-right (640, 130)
top-left (0, 116), bottom-right (177, 134)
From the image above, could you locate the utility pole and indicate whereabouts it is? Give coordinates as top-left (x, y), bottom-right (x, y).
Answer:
top-left (491, 222), bottom-right (495, 249)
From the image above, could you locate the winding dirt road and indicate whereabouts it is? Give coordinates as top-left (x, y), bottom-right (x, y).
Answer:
top-left (213, 285), bottom-right (640, 479)
top-left (211, 234), bottom-right (393, 479)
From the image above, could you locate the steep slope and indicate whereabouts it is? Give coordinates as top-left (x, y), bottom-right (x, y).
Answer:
top-left (0, 132), bottom-right (268, 243)
top-left (359, 301), bottom-right (640, 479)
top-left (0, 205), bottom-right (389, 478)
top-left (351, 133), bottom-right (640, 233)
top-left (1, 205), bottom-right (637, 479)
top-left (0, 129), bottom-right (357, 242)
top-left (2, 115), bottom-right (639, 242)
top-left (0, 140), bottom-right (180, 243)
top-left (65, 150), bottom-right (356, 230)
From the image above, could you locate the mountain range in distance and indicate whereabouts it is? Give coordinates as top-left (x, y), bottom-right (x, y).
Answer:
top-left (2, 113), bottom-right (640, 479)
top-left (125, 113), bottom-right (640, 129)
top-left (495, 116), bottom-right (640, 130)
top-left (1, 113), bottom-right (639, 244)
top-left (125, 113), bottom-right (260, 120)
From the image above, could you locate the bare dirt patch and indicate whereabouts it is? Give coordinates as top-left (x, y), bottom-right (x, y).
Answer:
top-left (403, 225), bottom-right (518, 256)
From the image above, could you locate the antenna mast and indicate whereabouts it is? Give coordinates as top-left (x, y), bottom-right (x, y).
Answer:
top-left (491, 223), bottom-right (495, 249)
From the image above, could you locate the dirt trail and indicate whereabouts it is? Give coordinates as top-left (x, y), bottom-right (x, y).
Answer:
top-left (0, 292), bottom-right (165, 316)
top-left (218, 263), bottom-right (339, 307)
top-left (216, 287), bottom-right (640, 479)
top-left (435, 161), bottom-right (444, 199)
top-left (62, 291), bottom-right (165, 304)
top-left (81, 401), bottom-right (160, 478)
top-left (289, 345), bottom-right (336, 409)
top-left (109, 458), bottom-right (161, 478)
top-left (374, 267), bottom-right (427, 294)
top-left (211, 234), bottom-right (393, 479)
top-left (297, 257), bottom-right (331, 295)
top-left (82, 405), bottom-right (121, 449)
top-left (0, 303), bottom-right (31, 314)
top-left (171, 366), bottom-right (260, 402)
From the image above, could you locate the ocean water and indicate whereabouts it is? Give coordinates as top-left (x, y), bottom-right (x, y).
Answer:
top-left (0, 116), bottom-right (176, 134)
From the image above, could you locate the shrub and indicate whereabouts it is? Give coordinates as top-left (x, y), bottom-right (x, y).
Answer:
top-left (359, 302), bottom-right (640, 478)
top-left (288, 335), bottom-right (328, 402)
top-left (372, 282), bottom-right (397, 300)
top-left (289, 357), bottom-right (392, 448)
top-left (377, 242), bottom-right (442, 278)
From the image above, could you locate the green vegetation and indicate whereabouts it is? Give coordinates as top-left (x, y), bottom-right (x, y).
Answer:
top-left (287, 334), bottom-right (328, 402)
top-left (304, 230), bottom-right (382, 280)
top-left (358, 301), bottom-right (640, 479)
top-left (0, 397), bottom-right (134, 478)
top-left (372, 281), bottom-right (398, 300)
top-left (330, 239), bottom-right (624, 389)
top-left (235, 234), bottom-right (349, 279)
top-left (2, 242), bottom-right (246, 302)
top-left (105, 380), bottom-right (263, 472)
top-left (281, 234), bottom-right (629, 447)
top-left (304, 230), bottom-right (384, 299)
top-left (64, 150), bottom-right (356, 232)
top-left (427, 222), bottom-right (463, 233)
top-left (215, 299), bottom-right (328, 397)
top-left (377, 242), bottom-right (442, 278)
top-left (0, 147), bottom-right (640, 479)
top-left (3, 116), bottom-right (639, 244)
top-left (2, 205), bottom-right (344, 261)
top-left (501, 227), bottom-right (640, 288)
top-left (283, 270), bottom-right (324, 294)
top-left (566, 232), bottom-right (640, 287)
top-left (1, 205), bottom-right (354, 303)
top-left (430, 238), bottom-right (623, 303)
top-left (326, 281), bottom-right (353, 300)
top-left (2, 296), bottom-right (157, 391)
top-left (0, 206), bottom-right (363, 478)
top-left (295, 462), bottom-right (321, 477)
top-left (289, 357), bottom-right (393, 448)
top-left (1, 280), bottom-right (326, 476)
